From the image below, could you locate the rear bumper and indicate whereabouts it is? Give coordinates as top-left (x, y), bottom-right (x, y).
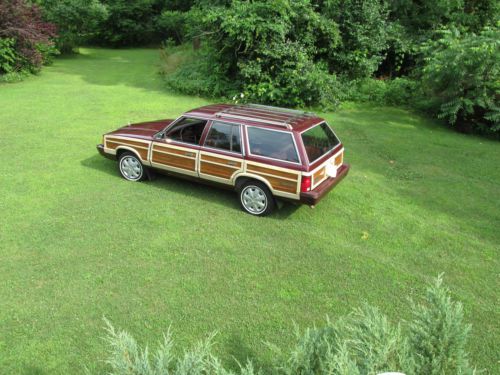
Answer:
top-left (299, 164), bottom-right (350, 205)
top-left (96, 144), bottom-right (116, 160)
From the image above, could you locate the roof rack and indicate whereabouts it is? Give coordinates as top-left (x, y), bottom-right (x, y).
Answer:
top-left (215, 104), bottom-right (315, 130)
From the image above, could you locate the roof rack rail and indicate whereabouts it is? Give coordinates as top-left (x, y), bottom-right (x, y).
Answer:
top-left (245, 103), bottom-right (315, 116)
top-left (215, 104), bottom-right (315, 130)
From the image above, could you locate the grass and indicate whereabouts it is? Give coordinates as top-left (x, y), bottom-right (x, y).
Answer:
top-left (0, 48), bottom-right (498, 374)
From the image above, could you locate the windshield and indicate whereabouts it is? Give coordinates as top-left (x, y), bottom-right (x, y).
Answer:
top-left (301, 122), bottom-right (340, 163)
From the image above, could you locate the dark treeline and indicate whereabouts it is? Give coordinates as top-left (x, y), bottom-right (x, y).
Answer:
top-left (1, 0), bottom-right (498, 135)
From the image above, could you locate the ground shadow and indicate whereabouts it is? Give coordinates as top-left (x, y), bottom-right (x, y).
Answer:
top-left (22, 366), bottom-right (45, 375)
top-left (223, 332), bottom-right (273, 373)
top-left (80, 154), bottom-right (301, 218)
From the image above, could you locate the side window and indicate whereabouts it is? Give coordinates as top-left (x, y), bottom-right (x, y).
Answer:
top-left (204, 121), bottom-right (241, 153)
top-left (247, 127), bottom-right (299, 163)
top-left (166, 117), bottom-right (208, 145)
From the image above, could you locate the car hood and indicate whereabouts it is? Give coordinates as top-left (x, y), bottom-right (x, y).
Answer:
top-left (108, 119), bottom-right (173, 139)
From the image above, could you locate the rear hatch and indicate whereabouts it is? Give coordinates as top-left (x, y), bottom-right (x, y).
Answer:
top-left (301, 122), bottom-right (344, 189)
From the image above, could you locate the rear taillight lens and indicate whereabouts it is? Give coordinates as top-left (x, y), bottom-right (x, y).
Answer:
top-left (301, 175), bottom-right (311, 192)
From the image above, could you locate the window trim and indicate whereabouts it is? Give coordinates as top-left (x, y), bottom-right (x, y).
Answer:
top-left (158, 116), bottom-right (209, 147)
top-left (202, 120), bottom-right (244, 156)
top-left (245, 126), bottom-right (302, 165)
top-left (300, 121), bottom-right (341, 165)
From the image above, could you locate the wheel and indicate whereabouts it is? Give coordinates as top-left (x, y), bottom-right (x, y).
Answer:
top-left (118, 152), bottom-right (146, 181)
top-left (239, 181), bottom-right (275, 216)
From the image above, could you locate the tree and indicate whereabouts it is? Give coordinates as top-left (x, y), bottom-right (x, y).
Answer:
top-left (0, 0), bottom-right (56, 73)
top-left (40, 0), bottom-right (108, 53)
top-left (420, 27), bottom-right (500, 134)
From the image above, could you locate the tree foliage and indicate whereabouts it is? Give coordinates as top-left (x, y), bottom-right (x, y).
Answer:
top-left (95, 0), bottom-right (165, 46)
top-left (40, 0), bottom-right (108, 53)
top-left (420, 27), bottom-right (499, 134)
top-left (0, 0), bottom-right (56, 74)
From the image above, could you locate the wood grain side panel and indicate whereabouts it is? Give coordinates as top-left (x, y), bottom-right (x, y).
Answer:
top-left (246, 165), bottom-right (298, 181)
top-left (313, 166), bottom-right (326, 185)
top-left (152, 152), bottom-right (195, 171)
top-left (107, 138), bottom-right (149, 148)
top-left (107, 142), bottom-right (148, 160)
top-left (263, 175), bottom-right (298, 193)
top-left (335, 152), bottom-right (343, 166)
top-left (201, 154), bottom-right (242, 168)
top-left (136, 148), bottom-right (148, 160)
top-left (153, 145), bottom-right (194, 157)
top-left (200, 162), bottom-right (238, 179)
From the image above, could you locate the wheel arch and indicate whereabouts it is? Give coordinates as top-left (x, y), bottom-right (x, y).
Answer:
top-left (116, 146), bottom-right (142, 161)
top-left (234, 173), bottom-right (273, 193)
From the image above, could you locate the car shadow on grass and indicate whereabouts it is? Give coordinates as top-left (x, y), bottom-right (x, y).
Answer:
top-left (80, 154), bottom-right (301, 219)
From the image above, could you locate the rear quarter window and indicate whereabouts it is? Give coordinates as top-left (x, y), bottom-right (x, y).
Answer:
top-left (247, 127), bottom-right (299, 163)
top-left (301, 122), bottom-right (340, 163)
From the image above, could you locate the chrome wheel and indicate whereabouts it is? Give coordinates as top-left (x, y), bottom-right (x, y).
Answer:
top-left (241, 185), bottom-right (268, 214)
top-left (119, 155), bottom-right (143, 181)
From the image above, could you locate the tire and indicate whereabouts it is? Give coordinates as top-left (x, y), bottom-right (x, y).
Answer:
top-left (239, 181), bottom-right (275, 216)
top-left (118, 151), bottom-right (146, 181)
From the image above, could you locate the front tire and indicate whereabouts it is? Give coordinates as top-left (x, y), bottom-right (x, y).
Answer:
top-left (118, 152), bottom-right (145, 181)
top-left (239, 181), bottom-right (275, 216)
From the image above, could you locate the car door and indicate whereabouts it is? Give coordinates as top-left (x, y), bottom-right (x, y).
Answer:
top-left (199, 120), bottom-right (244, 184)
top-left (150, 117), bottom-right (208, 177)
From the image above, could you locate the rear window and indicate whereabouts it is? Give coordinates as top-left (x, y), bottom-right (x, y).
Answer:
top-left (301, 122), bottom-right (340, 162)
top-left (247, 127), bottom-right (299, 163)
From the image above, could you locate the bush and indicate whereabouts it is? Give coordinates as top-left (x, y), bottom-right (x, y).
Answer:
top-left (160, 0), bottom-right (341, 108)
top-left (0, 0), bottom-right (56, 74)
top-left (155, 11), bottom-right (189, 45)
top-left (40, 0), bottom-right (108, 53)
top-left (0, 37), bottom-right (17, 74)
top-left (97, 276), bottom-right (476, 375)
top-left (95, 0), bottom-right (164, 46)
top-left (420, 27), bottom-right (500, 134)
top-left (409, 276), bottom-right (473, 374)
top-left (320, 0), bottom-right (389, 79)
top-left (161, 45), bottom-right (238, 98)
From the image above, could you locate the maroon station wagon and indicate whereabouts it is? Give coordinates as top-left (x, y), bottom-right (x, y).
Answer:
top-left (97, 104), bottom-right (350, 216)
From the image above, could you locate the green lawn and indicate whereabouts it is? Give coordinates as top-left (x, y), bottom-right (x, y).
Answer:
top-left (0, 48), bottom-right (498, 374)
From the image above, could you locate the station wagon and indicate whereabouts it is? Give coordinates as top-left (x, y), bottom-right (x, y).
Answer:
top-left (97, 104), bottom-right (350, 216)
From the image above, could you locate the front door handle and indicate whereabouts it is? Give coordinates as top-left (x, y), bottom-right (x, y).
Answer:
top-left (227, 161), bottom-right (237, 166)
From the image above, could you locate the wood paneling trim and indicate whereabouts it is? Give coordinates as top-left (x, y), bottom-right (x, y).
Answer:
top-left (153, 145), bottom-right (195, 157)
top-left (263, 175), bottom-right (298, 194)
top-left (246, 164), bottom-right (299, 181)
top-left (313, 166), bottom-right (326, 186)
top-left (335, 152), bottom-right (343, 166)
top-left (201, 154), bottom-right (242, 168)
top-left (200, 163), bottom-right (238, 179)
top-left (106, 138), bottom-right (149, 149)
top-left (152, 152), bottom-right (195, 171)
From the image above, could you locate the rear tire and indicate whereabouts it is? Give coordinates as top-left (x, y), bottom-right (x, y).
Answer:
top-left (118, 152), bottom-right (146, 181)
top-left (238, 181), bottom-right (275, 216)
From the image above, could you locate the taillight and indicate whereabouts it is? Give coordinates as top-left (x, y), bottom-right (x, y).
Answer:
top-left (301, 175), bottom-right (311, 192)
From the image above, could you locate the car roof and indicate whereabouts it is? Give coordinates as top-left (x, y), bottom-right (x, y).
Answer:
top-left (184, 104), bottom-right (324, 132)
